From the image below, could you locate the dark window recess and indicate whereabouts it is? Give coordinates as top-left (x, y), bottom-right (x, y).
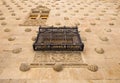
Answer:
top-left (42, 11), bottom-right (49, 13)
top-left (29, 15), bottom-right (38, 19)
top-left (32, 11), bottom-right (40, 13)
top-left (33, 26), bottom-right (84, 51)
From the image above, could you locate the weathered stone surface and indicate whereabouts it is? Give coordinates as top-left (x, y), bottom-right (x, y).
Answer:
top-left (32, 36), bottom-right (36, 41)
top-left (85, 28), bottom-right (91, 32)
top-left (8, 37), bottom-right (16, 41)
top-left (95, 48), bottom-right (104, 54)
top-left (99, 36), bottom-right (108, 41)
top-left (87, 65), bottom-right (98, 72)
top-left (53, 63), bottom-right (63, 72)
top-left (20, 63), bottom-right (30, 72)
top-left (25, 28), bottom-right (31, 32)
top-left (4, 28), bottom-right (10, 32)
top-left (12, 48), bottom-right (22, 54)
